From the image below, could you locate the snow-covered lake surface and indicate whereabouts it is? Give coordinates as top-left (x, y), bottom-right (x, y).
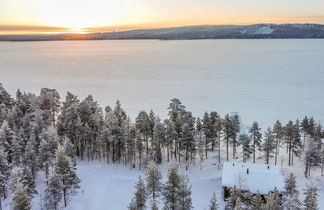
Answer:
top-left (1, 39), bottom-right (324, 128)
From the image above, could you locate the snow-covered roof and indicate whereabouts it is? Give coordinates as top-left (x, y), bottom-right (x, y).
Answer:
top-left (221, 162), bottom-right (284, 195)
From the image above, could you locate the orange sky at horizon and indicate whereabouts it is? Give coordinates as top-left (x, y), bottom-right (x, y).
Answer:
top-left (1, 0), bottom-right (324, 34)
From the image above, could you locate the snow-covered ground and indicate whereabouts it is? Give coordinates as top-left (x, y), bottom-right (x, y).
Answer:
top-left (66, 151), bottom-right (324, 210)
top-left (66, 159), bottom-right (224, 210)
top-left (2, 149), bottom-right (323, 209)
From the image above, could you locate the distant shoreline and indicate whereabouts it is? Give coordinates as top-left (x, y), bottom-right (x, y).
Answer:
top-left (1, 23), bottom-right (324, 41)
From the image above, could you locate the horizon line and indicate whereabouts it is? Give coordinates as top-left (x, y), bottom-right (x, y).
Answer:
top-left (1, 22), bottom-right (324, 35)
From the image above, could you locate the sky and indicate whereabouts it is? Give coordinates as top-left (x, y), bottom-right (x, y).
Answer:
top-left (1, 0), bottom-right (324, 34)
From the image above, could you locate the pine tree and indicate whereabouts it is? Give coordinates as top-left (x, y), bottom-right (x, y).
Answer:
top-left (202, 112), bottom-right (212, 159)
top-left (303, 184), bottom-right (318, 210)
top-left (223, 114), bottom-right (233, 162)
top-left (180, 122), bottom-right (195, 167)
top-left (177, 174), bottom-right (192, 210)
top-left (152, 119), bottom-right (165, 164)
top-left (12, 181), bottom-right (31, 210)
top-left (11, 167), bottom-right (37, 198)
top-left (57, 92), bottom-right (81, 156)
top-left (262, 127), bottom-right (276, 164)
top-left (39, 88), bottom-right (60, 126)
top-left (249, 121), bottom-right (262, 163)
top-left (44, 169), bottom-right (63, 210)
top-left (209, 192), bottom-right (218, 210)
top-left (231, 114), bottom-right (240, 159)
top-left (273, 120), bottom-right (284, 165)
top-left (128, 176), bottom-right (147, 210)
top-left (304, 140), bottom-right (321, 177)
top-left (264, 187), bottom-right (282, 210)
top-left (284, 173), bottom-right (301, 210)
top-left (238, 134), bottom-right (251, 163)
top-left (146, 161), bottom-right (162, 201)
top-left (54, 145), bottom-right (80, 207)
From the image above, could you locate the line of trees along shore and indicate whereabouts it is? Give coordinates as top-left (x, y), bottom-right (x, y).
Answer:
top-left (0, 82), bottom-right (323, 209)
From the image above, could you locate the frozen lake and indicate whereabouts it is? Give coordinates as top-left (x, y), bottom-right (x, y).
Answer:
top-left (1, 39), bottom-right (324, 129)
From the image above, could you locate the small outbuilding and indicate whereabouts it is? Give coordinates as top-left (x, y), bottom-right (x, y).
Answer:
top-left (221, 162), bottom-right (284, 200)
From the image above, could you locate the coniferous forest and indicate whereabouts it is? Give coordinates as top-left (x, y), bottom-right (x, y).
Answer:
top-left (0, 82), bottom-right (323, 209)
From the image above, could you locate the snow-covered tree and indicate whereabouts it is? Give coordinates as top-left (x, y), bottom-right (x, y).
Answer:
top-left (11, 181), bottom-right (31, 210)
top-left (284, 173), bottom-right (300, 210)
top-left (249, 121), bottom-right (262, 163)
top-left (145, 161), bottom-right (162, 201)
top-left (209, 192), bottom-right (218, 210)
top-left (262, 127), bottom-right (276, 164)
top-left (228, 186), bottom-right (241, 209)
top-left (163, 164), bottom-right (181, 210)
top-left (39, 88), bottom-right (60, 126)
top-left (178, 174), bottom-right (192, 210)
top-left (273, 120), bottom-right (284, 165)
top-left (0, 148), bottom-right (9, 210)
top-left (128, 176), bottom-right (147, 210)
top-left (0, 120), bottom-right (15, 163)
top-left (238, 134), bottom-right (252, 163)
top-left (303, 184), bottom-right (318, 210)
top-left (251, 191), bottom-right (263, 210)
top-left (180, 122), bottom-right (195, 167)
top-left (11, 167), bottom-right (37, 198)
top-left (264, 187), bottom-right (282, 210)
top-left (23, 140), bottom-right (37, 178)
top-left (53, 145), bottom-right (80, 207)
top-left (44, 169), bottom-right (63, 210)
top-left (152, 119), bottom-right (165, 164)
top-left (234, 197), bottom-right (242, 210)
top-left (150, 200), bottom-right (159, 210)
top-left (38, 126), bottom-right (59, 178)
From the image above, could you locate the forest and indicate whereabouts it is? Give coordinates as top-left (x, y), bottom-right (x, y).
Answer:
top-left (0, 82), bottom-right (322, 210)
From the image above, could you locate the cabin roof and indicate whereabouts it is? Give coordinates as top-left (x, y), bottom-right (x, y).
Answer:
top-left (221, 162), bottom-right (284, 194)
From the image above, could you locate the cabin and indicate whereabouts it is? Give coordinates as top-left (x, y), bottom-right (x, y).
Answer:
top-left (221, 162), bottom-right (284, 200)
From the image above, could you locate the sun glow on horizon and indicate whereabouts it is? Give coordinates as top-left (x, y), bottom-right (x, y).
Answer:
top-left (1, 0), bottom-right (324, 34)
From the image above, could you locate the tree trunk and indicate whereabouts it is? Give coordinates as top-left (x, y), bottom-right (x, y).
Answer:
top-left (218, 135), bottom-right (221, 164)
top-left (226, 137), bottom-right (229, 162)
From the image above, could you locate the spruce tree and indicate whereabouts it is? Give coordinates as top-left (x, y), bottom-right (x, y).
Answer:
top-left (284, 173), bottom-right (300, 210)
top-left (209, 192), bottom-right (218, 210)
top-left (163, 164), bottom-right (181, 210)
top-left (303, 184), bottom-right (318, 210)
top-left (128, 176), bottom-right (147, 210)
